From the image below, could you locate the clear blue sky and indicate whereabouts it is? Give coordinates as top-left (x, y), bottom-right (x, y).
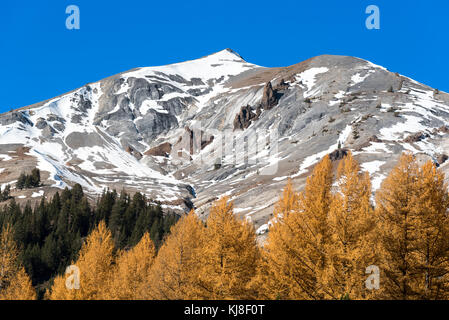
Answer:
top-left (1, 0), bottom-right (448, 112)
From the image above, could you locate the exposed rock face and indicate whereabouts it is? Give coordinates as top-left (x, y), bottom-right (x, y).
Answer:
top-left (368, 135), bottom-right (382, 143)
top-left (78, 95), bottom-right (92, 112)
top-left (201, 135), bottom-right (214, 150)
top-left (2, 49), bottom-right (449, 232)
top-left (276, 79), bottom-right (289, 91)
top-left (125, 145), bottom-right (143, 160)
top-left (65, 132), bottom-right (105, 149)
top-left (404, 132), bottom-right (430, 143)
top-left (0, 111), bottom-right (33, 126)
top-left (35, 118), bottom-right (48, 129)
top-left (437, 125), bottom-right (449, 134)
top-left (437, 154), bottom-right (448, 165)
top-left (53, 122), bottom-right (65, 132)
top-left (329, 148), bottom-right (348, 161)
top-left (46, 114), bottom-right (65, 123)
top-left (233, 80), bottom-right (287, 130)
top-left (94, 75), bottom-right (184, 150)
top-left (261, 82), bottom-right (277, 109)
top-left (178, 126), bottom-right (195, 155)
top-left (145, 142), bottom-right (172, 157)
top-left (41, 125), bottom-right (56, 139)
top-left (233, 105), bottom-right (259, 130)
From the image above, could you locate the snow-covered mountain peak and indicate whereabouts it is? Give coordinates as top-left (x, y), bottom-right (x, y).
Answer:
top-left (2, 52), bottom-right (449, 229)
top-left (126, 48), bottom-right (257, 83)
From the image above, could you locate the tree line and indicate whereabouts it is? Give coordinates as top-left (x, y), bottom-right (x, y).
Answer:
top-left (0, 169), bottom-right (41, 203)
top-left (1, 152), bottom-right (449, 300)
top-left (16, 168), bottom-right (41, 190)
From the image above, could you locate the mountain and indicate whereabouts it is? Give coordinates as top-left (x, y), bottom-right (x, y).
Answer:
top-left (2, 48), bottom-right (449, 234)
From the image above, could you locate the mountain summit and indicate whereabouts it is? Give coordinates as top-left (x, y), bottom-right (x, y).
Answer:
top-left (1, 50), bottom-right (449, 233)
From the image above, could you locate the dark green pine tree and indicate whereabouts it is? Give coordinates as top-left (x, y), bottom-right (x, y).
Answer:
top-left (1, 184), bottom-right (11, 201)
top-left (22, 243), bottom-right (43, 284)
top-left (30, 168), bottom-right (41, 187)
top-left (16, 173), bottom-right (26, 189)
top-left (48, 192), bottom-right (61, 227)
top-left (55, 202), bottom-right (70, 238)
top-left (149, 218), bottom-right (162, 248)
top-left (40, 233), bottom-right (60, 279)
top-left (108, 191), bottom-right (128, 248)
top-left (129, 208), bottom-right (151, 247)
top-left (95, 189), bottom-right (117, 226)
top-left (71, 183), bottom-right (84, 203)
top-left (35, 198), bottom-right (50, 244)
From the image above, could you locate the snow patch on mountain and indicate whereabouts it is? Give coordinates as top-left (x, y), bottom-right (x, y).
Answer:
top-left (295, 67), bottom-right (329, 98)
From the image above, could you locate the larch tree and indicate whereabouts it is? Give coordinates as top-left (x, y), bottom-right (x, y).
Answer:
top-left (273, 178), bottom-right (299, 219)
top-left (0, 225), bottom-right (36, 300)
top-left (412, 161), bottom-right (449, 299)
top-left (48, 221), bottom-right (115, 300)
top-left (257, 155), bottom-right (333, 299)
top-left (1, 267), bottom-right (37, 300)
top-left (148, 211), bottom-right (205, 299)
top-left (0, 225), bottom-right (18, 292)
top-left (105, 232), bottom-right (156, 299)
top-left (377, 156), bottom-right (449, 299)
top-left (255, 178), bottom-right (300, 299)
top-left (411, 160), bottom-right (449, 299)
top-left (325, 152), bottom-right (377, 299)
top-left (197, 197), bottom-right (260, 300)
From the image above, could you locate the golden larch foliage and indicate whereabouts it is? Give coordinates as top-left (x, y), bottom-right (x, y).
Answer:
top-left (0, 225), bottom-right (18, 292)
top-left (273, 178), bottom-right (299, 219)
top-left (0, 226), bottom-right (36, 300)
top-left (411, 160), bottom-right (449, 298)
top-left (105, 232), bottom-right (156, 299)
top-left (0, 267), bottom-right (37, 300)
top-left (197, 197), bottom-right (260, 299)
top-left (376, 153), bottom-right (449, 299)
top-left (148, 211), bottom-right (205, 299)
top-left (375, 153), bottom-right (420, 299)
top-left (257, 155), bottom-right (333, 299)
top-left (325, 152), bottom-right (377, 299)
top-left (48, 221), bottom-right (114, 300)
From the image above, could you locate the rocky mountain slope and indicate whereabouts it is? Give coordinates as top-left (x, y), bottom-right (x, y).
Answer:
top-left (2, 49), bottom-right (449, 234)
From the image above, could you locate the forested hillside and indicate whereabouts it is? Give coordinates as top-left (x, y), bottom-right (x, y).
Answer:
top-left (0, 185), bottom-right (178, 298)
top-left (1, 152), bottom-right (449, 300)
